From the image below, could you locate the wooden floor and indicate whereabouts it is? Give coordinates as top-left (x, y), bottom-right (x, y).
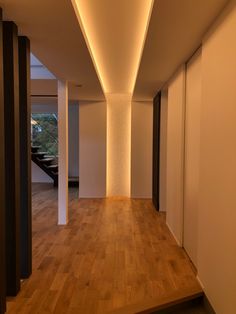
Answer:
top-left (6, 184), bottom-right (202, 314)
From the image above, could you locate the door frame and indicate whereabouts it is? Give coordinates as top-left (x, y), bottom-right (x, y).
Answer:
top-left (0, 9), bottom-right (6, 314)
top-left (152, 91), bottom-right (161, 210)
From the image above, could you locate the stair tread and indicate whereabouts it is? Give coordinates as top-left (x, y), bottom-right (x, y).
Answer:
top-left (47, 164), bottom-right (58, 168)
top-left (52, 174), bottom-right (79, 181)
top-left (32, 152), bottom-right (47, 155)
top-left (50, 175), bottom-right (79, 183)
top-left (31, 145), bottom-right (41, 153)
top-left (40, 158), bottom-right (54, 162)
top-left (68, 177), bottom-right (79, 181)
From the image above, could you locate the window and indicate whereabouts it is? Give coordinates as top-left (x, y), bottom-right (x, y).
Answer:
top-left (31, 113), bottom-right (58, 156)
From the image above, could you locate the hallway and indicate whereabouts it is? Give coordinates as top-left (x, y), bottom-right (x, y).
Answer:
top-left (6, 185), bottom-right (201, 314)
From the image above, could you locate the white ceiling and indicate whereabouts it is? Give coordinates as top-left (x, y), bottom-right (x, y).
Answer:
top-left (30, 79), bottom-right (84, 103)
top-left (133, 0), bottom-right (229, 100)
top-left (0, 0), bottom-right (230, 101)
top-left (0, 0), bottom-right (105, 101)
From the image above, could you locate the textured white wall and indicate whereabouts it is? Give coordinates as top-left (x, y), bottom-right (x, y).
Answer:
top-left (106, 94), bottom-right (131, 197)
top-left (79, 101), bottom-right (107, 198)
top-left (131, 101), bottom-right (153, 198)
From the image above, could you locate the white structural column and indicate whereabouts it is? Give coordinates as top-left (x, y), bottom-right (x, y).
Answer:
top-left (58, 80), bottom-right (68, 225)
top-left (106, 93), bottom-right (131, 197)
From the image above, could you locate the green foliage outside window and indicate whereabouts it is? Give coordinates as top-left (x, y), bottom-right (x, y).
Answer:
top-left (31, 113), bottom-right (58, 156)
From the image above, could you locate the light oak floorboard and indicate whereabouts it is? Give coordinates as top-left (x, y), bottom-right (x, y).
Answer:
top-left (6, 183), bottom-right (201, 314)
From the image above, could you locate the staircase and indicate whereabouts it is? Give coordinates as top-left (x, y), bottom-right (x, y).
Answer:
top-left (31, 145), bottom-right (79, 187)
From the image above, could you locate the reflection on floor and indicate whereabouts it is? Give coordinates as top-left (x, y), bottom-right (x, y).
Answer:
top-left (7, 183), bottom-right (202, 314)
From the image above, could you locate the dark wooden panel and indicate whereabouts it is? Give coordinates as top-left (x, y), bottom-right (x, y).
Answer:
top-left (152, 91), bottom-right (161, 210)
top-left (0, 9), bottom-right (6, 314)
top-left (3, 21), bottom-right (20, 296)
top-left (18, 36), bottom-right (32, 279)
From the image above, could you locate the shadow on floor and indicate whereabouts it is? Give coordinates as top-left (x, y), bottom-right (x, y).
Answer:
top-left (154, 298), bottom-right (211, 314)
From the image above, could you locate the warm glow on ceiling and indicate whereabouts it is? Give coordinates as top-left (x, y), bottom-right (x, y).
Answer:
top-left (71, 0), bottom-right (154, 94)
top-left (71, 0), bottom-right (154, 197)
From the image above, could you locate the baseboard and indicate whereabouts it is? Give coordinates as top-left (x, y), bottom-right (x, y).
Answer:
top-left (196, 275), bottom-right (204, 289)
top-left (203, 295), bottom-right (216, 314)
top-left (196, 276), bottom-right (216, 314)
top-left (166, 222), bottom-right (181, 246)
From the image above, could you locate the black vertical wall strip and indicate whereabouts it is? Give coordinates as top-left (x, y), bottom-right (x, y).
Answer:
top-left (18, 36), bottom-right (32, 279)
top-left (3, 21), bottom-right (20, 296)
top-left (0, 9), bottom-right (6, 314)
top-left (152, 91), bottom-right (161, 210)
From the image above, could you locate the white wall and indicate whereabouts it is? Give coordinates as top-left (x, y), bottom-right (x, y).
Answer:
top-left (31, 161), bottom-right (53, 183)
top-left (166, 66), bottom-right (185, 245)
top-left (162, 3), bottom-right (236, 312)
top-left (183, 48), bottom-right (202, 268)
top-left (32, 103), bottom-right (57, 113)
top-left (159, 91), bottom-right (168, 211)
top-left (131, 101), bottom-right (153, 198)
top-left (30, 53), bottom-right (56, 79)
top-left (79, 101), bottom-right (106, 198)
top-left (197, 2), bottom-right (236, 313)
top-left (68, 103), bottom-right (79, 177)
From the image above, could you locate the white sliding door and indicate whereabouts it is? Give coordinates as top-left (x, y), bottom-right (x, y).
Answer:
top-left (184, 48), bottom-right (202, 267)
top-left (166, 66), bottom-right (185, 245)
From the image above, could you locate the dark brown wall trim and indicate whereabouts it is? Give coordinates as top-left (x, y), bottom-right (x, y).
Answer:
top-left (3, 21), bottom-right (20, 296)
top-left (18, 36), bottom-right (32, 279)
top-left (152, 91), bottom-right (161, 210)
top-left (0, 9), bottom-right (6, 314)
top-left (31, 94), bottom-right (57, 98)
